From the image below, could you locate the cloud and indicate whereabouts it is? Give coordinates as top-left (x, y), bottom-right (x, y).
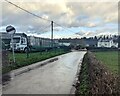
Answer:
top-left (84, 22), bottom-right (97, 27)
top-left (1, 1), bottom-right (118, 38)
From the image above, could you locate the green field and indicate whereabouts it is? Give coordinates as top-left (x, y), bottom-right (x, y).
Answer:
top-left (94, 51), bottom-right (118, 75)
top-left (3, 49), bottom-right (68, 74)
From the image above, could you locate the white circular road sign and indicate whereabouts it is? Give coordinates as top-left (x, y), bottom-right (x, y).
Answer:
top-left (6, 25), bottom-right (16, 34)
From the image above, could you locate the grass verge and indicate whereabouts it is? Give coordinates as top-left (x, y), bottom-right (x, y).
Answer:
top-left (3, 49), bottom-right (68, 74)
top-left (76, 53), bottom-right (89, 95)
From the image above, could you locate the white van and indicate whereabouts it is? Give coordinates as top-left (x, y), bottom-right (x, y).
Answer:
top-left (10, 33), bottom-right (28, 52)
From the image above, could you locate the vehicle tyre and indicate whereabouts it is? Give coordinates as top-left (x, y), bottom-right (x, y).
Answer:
top-left (24, 47), bottom-right (29, 53)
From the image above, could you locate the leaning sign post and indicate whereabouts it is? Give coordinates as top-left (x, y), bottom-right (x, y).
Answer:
top-left (6, 25), bottom-right (16, 63)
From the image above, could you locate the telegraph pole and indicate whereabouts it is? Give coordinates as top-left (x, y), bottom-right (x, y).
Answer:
top-left (51, 21), bottom-right (53, 47)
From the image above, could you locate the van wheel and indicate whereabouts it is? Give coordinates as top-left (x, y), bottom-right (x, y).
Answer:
top-left (24, 48), bottom-right (28, 53)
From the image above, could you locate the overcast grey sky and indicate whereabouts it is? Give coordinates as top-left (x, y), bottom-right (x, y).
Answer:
top-left (0, 0), bottom-right (119, 38)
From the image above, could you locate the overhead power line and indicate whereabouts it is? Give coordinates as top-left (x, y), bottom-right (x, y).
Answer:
top-left (4, 0), bottom-right (75, 34)
top-left (4, 0), bottom-right (51, 22)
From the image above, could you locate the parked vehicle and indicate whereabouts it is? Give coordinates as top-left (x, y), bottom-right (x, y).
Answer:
top-left (10, 33), bottom-right (28, 52)
top-left (9, 33), bottom-right (59, 52)
top-left (2, 32), bottom-right (62, 52)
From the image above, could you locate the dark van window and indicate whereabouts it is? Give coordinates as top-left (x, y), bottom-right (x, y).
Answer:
top-left (13, 37), bottom-right (20, 43)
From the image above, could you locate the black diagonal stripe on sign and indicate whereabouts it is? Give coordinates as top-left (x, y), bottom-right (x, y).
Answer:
top-left (6, 27), bottom-right (15, 32)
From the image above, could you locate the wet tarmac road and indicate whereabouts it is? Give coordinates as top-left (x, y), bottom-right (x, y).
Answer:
top-left (3, 51), bottom-right (86, 94)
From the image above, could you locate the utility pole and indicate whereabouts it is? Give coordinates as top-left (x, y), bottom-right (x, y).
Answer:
top-left (51, 21), bottom-right (53, 47)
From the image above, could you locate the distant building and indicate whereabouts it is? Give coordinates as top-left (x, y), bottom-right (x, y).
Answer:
top-left (59, 42), bottom-right (71, 46)
top-left (58, 38), bottom-right (85, 47)
top-left (84, 39), bottom-right (98, 47)
top-left (28, 36), bottom-right (53, 47)
top-left (97, 38), bottom-right (118, 48)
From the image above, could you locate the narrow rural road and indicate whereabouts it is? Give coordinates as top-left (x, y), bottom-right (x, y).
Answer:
top-left (3, 51), bottom-right (86, 94)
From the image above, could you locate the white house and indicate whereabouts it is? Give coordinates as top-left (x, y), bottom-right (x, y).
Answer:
top-left (97, 38), bottom-right (118, 48)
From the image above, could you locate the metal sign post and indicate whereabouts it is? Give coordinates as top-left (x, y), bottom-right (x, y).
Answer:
top-left (51, 21), bottom-right (53, 47)
top-left (6, 25), bottom-right (16, 63)
top-left (11, 34), bottom-right (15, 63)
